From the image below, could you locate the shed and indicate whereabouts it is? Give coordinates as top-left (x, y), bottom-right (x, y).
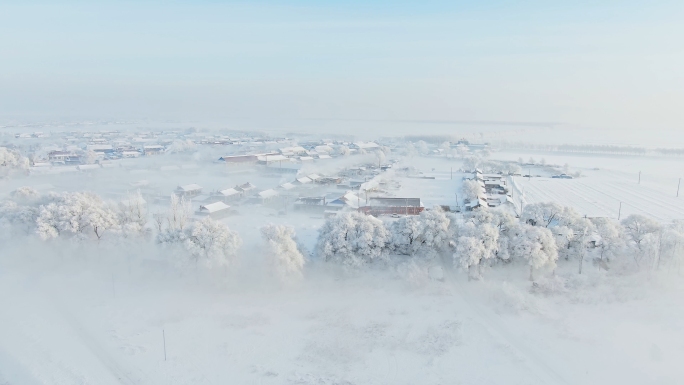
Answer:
top-left (176, 184), bottom-right (203, 197)
top-left (198, 202), bottom-right (231, 217)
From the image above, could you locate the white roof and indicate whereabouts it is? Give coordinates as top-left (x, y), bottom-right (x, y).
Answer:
top-left (200, 201), bottom-right (230, 213)
top-left (87, 144), bottom-right (113, 151)
top-left (280, 182), bottom-right (296, 190)
top-left (178, 184), bottom-right (202, 191)
top-left (296, 177), bottom-right (312, 184)
top-left (318, 154), bottom-right (332, 159)
top-left (341, 191), bottom-right (361, 209)
top-left (238, 182), bottom-right (256, 191)
top-left (299, 156), bottom-right (314, 161)
top-left (258, 189), bottom-right (279, 198)
top-left (219, 188), bottom-right (240, 196)
top-left (280, 146), bottom-right (307, 154)
top-left (307, 174), bottom-right (321, 180)
top-left (258, 154), bottom-right (288, 162)
top-left (353, 141), bottom-right (379, 149)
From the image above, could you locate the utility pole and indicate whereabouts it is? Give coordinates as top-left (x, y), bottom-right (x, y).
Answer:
top-left (163, 329), bottom-right (167, 361)
top-left (451, 167), bottom-right (453, 180)
top-left (638, 171), bottom-right (641, 184)
top-left (618, 201), bottom-right (622, 220)
top-left (578, 227), bottom-right (587, 274)
top-left (677, 178), bottom-right (681, 197)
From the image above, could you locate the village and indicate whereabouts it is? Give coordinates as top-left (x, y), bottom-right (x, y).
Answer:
top-left (2, 128), bottom-right (518, 224)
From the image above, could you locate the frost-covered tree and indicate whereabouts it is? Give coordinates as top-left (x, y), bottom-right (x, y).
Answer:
top-left (82, 150), bottom-right (98, 165)
top-left (439, 141), bottom-right (451, 155)
top-left (118, 190), bottom-right (149, 237)
top-left (462, 179), bottom-right (485, 202)
top-left (167, 194), bottom-right (191, 231)
top-left (455, 236), bottom-right (485, 279)
top-left (0, 200), bottom-right (40, 236)
top-left (166, 139), bottom-right (195, 154)
top-left (389, 215), bottom-right (421, 256)
top-left (155, 195), bottom-right (192, 244)
top-left (416, 140), bottom-right (430, 156)
top-left (506, 163), bottom-right (522, 175)
top-left (403, 142), bottom-right (417, 157)
top-left (261, 224), bottom-right (305, 280)
top-left (10, 186), bottom-right (40, 202)
top-left (375, 150), bottom-right (386, 166)
top-left (621, 214), bottom-right (662, 267)
top-left (0, 147), bottom-right (29, 174)
top-left (317, 211), bottom-right (389, 267)
top-left (590, 217), bottom-right (624, 268)
top-left (521, 202), bottom-right (565, 227)
top-left (455, 145), bottom-right (469, 158)
top-left (462, 156), bottom-right (480, 172)
top-left (660, 221), bottom-right (684, 269)
top-left (454, 221), bottom-right (500, 279)
top-left (465, 208), bottom-right (519, 261)
top-left (87, 200), bottom-right (120, 240)
top-left (335, 144), bottom-right (350, 156)
top-left (185, 217), bottom-right (242, 269)
top-left (35, 192), bottom-right (119, 240)
top-left (389, 209), bottom-right (451, 258)
top-left (509, 224), bottom-right (558, 280)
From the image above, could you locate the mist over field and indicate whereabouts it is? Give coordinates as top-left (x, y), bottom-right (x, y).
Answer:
top-left (2, 1), bottom-right (684, 385)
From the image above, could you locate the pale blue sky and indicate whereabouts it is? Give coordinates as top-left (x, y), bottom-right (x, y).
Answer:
top-left (1, 1), bottom-right (683, 131)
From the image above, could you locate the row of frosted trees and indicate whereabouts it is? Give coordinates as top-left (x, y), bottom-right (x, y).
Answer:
top-left (316, 203), bottom-right (684, 280)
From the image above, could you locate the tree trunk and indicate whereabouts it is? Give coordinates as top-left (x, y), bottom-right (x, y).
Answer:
top-left (529, 265), bottom-right (534, 281)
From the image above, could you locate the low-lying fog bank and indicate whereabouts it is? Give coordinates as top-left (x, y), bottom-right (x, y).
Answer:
top-left (1, 240), bottom-right (682, 385)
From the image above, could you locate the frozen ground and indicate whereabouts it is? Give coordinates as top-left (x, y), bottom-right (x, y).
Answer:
top-left (493, 151), bottom-right (684, 222)
top-left (1, 245), bottom-right (683, 385)
top-left (2, 148), bottom-right (684, 384)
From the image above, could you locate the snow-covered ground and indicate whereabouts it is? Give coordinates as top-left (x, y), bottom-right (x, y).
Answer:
top-left (513, 173), bottom-right (684, 222)
top-left (1, 245), bottom-right (683, 385)
top-left (2, 146), bottom-right (684, 384)
top-left (491, 151), bottom-right (684, 223)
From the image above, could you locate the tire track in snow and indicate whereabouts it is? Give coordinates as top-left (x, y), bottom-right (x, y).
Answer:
top-left (59, 310), bottom-right (143, 385)
top-left (516, 176), bottom-right (684, 222)
top-left (448, 273), bottom-right (570, 385)
top-left (579, 180), bottom-right (684, 221)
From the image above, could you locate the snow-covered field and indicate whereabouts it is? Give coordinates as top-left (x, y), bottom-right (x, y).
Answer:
top-left (513, 174), bottom-right (684, 222)
top-left (494, 151), bottom-right (684, 223)
top-left (2, 244), bottom-right (683, 385)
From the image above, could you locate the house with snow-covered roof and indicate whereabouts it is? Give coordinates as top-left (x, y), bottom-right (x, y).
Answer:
top-left (198, 201), bottom-right (231, 218)
top-left (175, 184), bottom-right (203, 198)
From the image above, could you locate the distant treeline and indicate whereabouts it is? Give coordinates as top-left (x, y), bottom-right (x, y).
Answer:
top-left (404, 134), bottom-right (469, 144)
top-left (497, 142), bottom-right (684, 157)
top-left (654, 148), bottom-right (684, 156)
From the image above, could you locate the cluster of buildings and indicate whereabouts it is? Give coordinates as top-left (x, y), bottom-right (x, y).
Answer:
top-left (464, 169), bottom-right (514, 211)
top-left (171, 156), bottom-right (425, 219)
